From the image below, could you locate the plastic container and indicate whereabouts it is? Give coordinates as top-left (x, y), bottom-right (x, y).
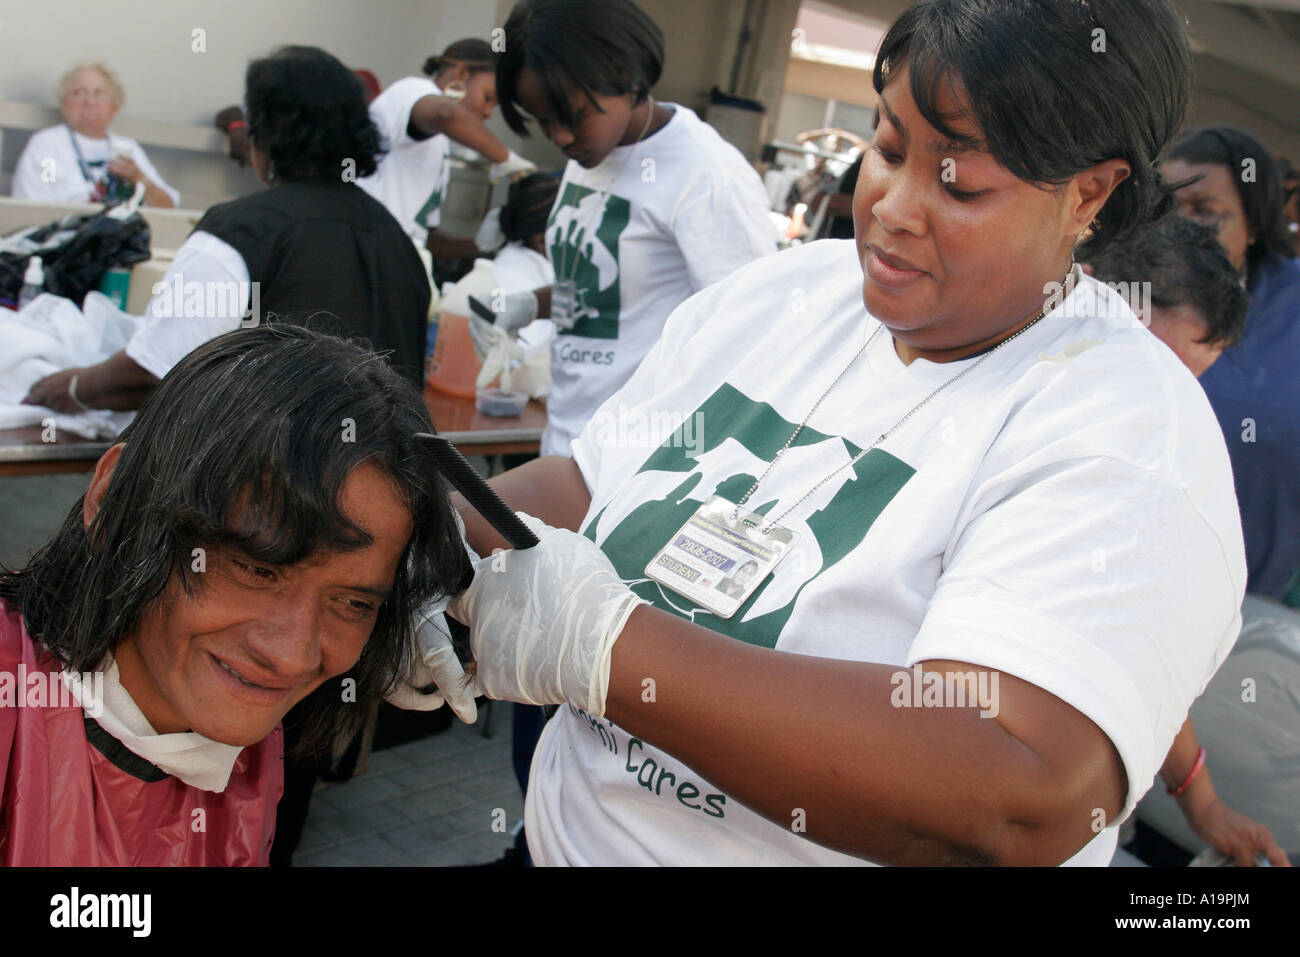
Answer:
top-left (427, 260), bottom-right (494, 398)
top-left (427, 311), bottom-right (480, 397)
top-left (476, 388), bottom-right (528, 417)
top-left (18, 257), bottom-right (45, 310)
top-left (97, 267), bottom-right (131, 310)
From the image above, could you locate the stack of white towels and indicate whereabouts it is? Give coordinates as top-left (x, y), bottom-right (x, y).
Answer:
top-left (0, 292), bottom-right (140, 439)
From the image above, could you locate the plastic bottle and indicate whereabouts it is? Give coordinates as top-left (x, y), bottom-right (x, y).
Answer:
top-left (18, 256), bottom-right (45, 309)
top-left (427, 259), bottom-right (494, 398)
top-left (416, 246), bottom-right (440, 384)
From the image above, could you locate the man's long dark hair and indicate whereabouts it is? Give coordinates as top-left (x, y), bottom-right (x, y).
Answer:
top-left (0, 325), bottom-right (470, 755)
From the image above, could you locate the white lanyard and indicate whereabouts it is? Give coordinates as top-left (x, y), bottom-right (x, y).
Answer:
top-left (736, 258), bottom-right (1076, 533)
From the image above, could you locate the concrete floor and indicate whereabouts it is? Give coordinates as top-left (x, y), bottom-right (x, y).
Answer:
top-left (294, 711), bottom-right (522, 867)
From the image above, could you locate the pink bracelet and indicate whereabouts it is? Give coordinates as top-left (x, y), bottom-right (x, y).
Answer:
top-left (1168, 747), bottom-right (1207, 797)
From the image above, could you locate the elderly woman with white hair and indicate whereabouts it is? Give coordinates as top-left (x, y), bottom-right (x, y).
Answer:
top-left (11, 62), bottom-right (179, 208)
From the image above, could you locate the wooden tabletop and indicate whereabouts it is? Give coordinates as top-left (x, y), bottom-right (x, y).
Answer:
top-left (423, 388), bottom-right (548, 456)
top-left (0, 388), bottom-right (546, 477)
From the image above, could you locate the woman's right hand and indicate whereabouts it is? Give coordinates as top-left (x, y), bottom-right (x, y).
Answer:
top-left (447, 512), bottom-right (646, 716)
top-left (489, 150), bottom-right (537, 185)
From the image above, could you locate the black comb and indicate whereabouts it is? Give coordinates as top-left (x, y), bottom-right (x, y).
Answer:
top-left (416, 432), bottom-right (541, 678)
top-left (415, 432), bottom-right (541, 557)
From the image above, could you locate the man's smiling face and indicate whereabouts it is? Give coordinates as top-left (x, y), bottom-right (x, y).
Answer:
top-left (110, 463), bottom-right (413, 746)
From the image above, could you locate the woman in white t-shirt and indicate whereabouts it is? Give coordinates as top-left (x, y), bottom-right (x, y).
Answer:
top-left (489, 172), bottom-right (560, 353)
top-left (442, 0), bottom-right (1253, 866)
top-left (477, 0), bottom-right (777, 456)
top-left (358, 39), bottom-right (534, 265)
top-left (11, 62), bottom-right (179, 208)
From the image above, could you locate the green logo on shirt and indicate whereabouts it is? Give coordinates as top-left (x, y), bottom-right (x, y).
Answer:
top-left (547, 182), bottom-right (631, 340)
top-left (416, 185), bottom-right (443, 230)
top-left (584, 383), bottom-right (915, 648)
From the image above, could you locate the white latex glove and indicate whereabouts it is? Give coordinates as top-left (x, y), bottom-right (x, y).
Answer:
top-left (511, 345), bottom-right (552, 399)
top-left (472, 316), bottom-right (524, 391)
top-left (449, 512), bottom-right (648, 716)
top-left (489, 149), bottom-right (537, 185)
top-left (469, 290), bottom-right (538, 336)
top-left (467, 310), bottom-right (500, 362)
top-left (384, 596), bottom-right (479, 723)
top-left (474, 207), bottom-right (506, 254)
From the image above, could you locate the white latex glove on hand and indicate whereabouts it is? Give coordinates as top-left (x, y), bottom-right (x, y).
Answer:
top-left (384, 596), bottom-right (479, 723)
top-left (489, 149), bottom-right (537, 185)
top-left (469, 290), bottom-right (538, 336)
top-left (511, 345), bottom-right (551, 399)
top-left (468, 310), bottom-right (504, 361)
top-left (474, 207), bottom-right (506, 254)
top-left (469, 313), bottom-right (524, 391)
top-left (449, 512), bottom-right (648, 716)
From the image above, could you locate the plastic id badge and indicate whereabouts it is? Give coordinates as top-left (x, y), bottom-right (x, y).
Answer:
top-left (552, 278), bottom-right (578, 330)
top-left (645, 495), bottom-right (798, 619)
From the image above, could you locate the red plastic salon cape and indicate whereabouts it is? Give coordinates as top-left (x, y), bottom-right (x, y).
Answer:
top-left (0, 602), bottom-right (282, 865)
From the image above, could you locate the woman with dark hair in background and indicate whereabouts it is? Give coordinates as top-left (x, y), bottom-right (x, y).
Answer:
top-left (479, 0), bottom-right (776, 458)
top-left (492, 172), bottom-right (561, 354)
top-left (1087, 214), bottom-right (1247, 377)
top-left (494, 172), bottom-right (560, 289)
top-left (0, 326), bottom-right (470, 865)
top-left (1087, 215), bottom-right (1286, 865)
top-left (23, 45), bottom-right (433, 413)
top-left (359, 38), bottom-right (535, 268)
top-left (1163, 128), bottom-right (1300, 607)
top-left (446, 0), bottom-right (1258, 866)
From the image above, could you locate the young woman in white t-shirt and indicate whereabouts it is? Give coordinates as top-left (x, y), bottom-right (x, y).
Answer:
top-left (437, 0), bottom-right (1261, 867)
top-left (358, 39), bottom-right (534, 263)
top-left (475, 0), bottom-right (776, 456)
top-left (491, 172), bottom-right (560, 353)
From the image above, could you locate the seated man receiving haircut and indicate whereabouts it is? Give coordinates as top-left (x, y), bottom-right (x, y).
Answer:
top-left (1086, 214), bottom-right (1247, 377)
top-left (0, 325), bottom-right (469, 865)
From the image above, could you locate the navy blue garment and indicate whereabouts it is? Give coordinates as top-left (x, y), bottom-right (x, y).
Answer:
top-left (1198, 254), bottom-right (1300, 601)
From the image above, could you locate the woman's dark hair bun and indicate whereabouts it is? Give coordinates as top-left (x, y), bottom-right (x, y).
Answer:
top-left (244, 45), bottom-right (383, 183)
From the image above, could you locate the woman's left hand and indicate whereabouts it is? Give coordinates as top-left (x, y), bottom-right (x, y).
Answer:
top-left (1185, 797), bottom-right (1291, 866)
top-left (447, 512), bottom-right (647, 715)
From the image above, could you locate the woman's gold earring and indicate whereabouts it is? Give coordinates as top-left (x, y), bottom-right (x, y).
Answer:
top-left (444, 82), bottom-right (467, 102)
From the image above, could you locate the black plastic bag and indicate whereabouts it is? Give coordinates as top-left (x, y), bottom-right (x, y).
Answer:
top-left (0, 209), bottom-right (151, 308)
